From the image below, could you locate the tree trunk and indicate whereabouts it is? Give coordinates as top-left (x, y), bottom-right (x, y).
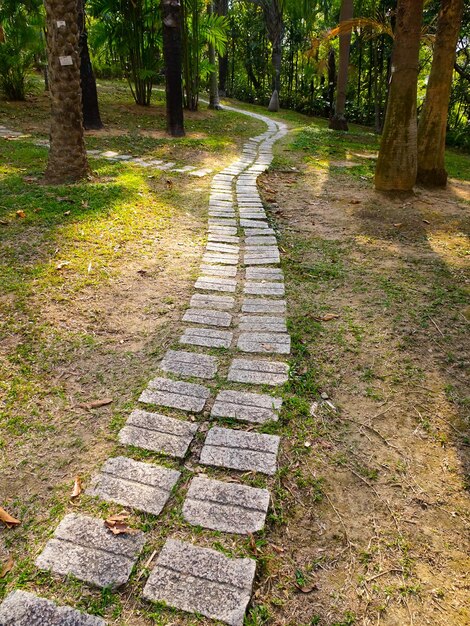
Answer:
top-left (43, 0), bottom-right (89, 184)
top-left (375, 0), bottom-right (424, 192)
top-left (265, 0), bottom-right (283, 112)
top-left (329, 0), bottom-right (353, 130)
top-left (215, 0), bottom-right (228, 96)
top-left (77, 0), bottom-right (103, 130)
top-left (161, 0), bottom-right (185, 137)
top-left (327, 47), bottom-right (336, 118)
top-left (208, 1), bottom-right (221, 109)
top-left (417, 0), bottom-right (464, 187)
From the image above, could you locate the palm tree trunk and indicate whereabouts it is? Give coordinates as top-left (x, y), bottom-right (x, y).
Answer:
top-left (208, 1), bottom-right (221, 109)
top-left (161, 0), bottom-right (185, 136)
top-left (375, 0), bottom-right (424, 192)
top-left (215, 0), bottom-right (229, 96)
top-left (77, 0), bottom-right (103, 130)
top-left (329, 0), bottom-right (353, 131)
top-left (327, 47), bottom-right (336, 118)
top-left (265, 0), bottom-right (283, 112)
top-left (417, 0), bottom-right (464, 187)
top-left (43, 0), bottom-right (89, 184)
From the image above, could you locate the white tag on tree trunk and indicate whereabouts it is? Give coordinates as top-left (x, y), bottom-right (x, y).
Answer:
top-left (56, 20), bottom-right (66, 27)
top-left (59, 56), bottom-right (73, 66)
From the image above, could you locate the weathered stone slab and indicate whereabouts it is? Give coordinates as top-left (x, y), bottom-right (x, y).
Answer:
top-left (211, 389), bottom-right (282, 424)
top-left (87, 456), bottom-right (180, 515)
top-left (160, 349), bottom-right (218, 378)
top-left (244, 252), bottom-right (280, 265)
top-left (228, 358), bottom-right (289, 386)
top-left (35, 514), bottom-right (145, 588)
top-left (240, 219), bottom-right (269, 229)
top-left (206, 243), bottom-right (240, 254)
top-left (200, 264), bottom-right (237, 278)
top-left (180, 327), bottom-right (233, 349)
top-left (190, 293), bottom-right (235, 310)
top-left (140, 377), bottom-right (210, 413)
top-left (239, 315), bottom-right (287, 333)
top-left (246, 267), bottom-right (283, 280)
top-left (244, 227), bottom-right (275, 236)
top-left (238, 332), bottom-right (291, 355)
top-left (208, 234), bottom-right (240, 244)
top-left (0, 590), bottom-right (106, 626)
top-left (182, 475), bottom-right (270, 534)
top-left (244, 281), bottom-right (285, 296)
top-left (201, 254), bottom-right (239, 267)
top-left (242, 298), bottom-right (286, 314)
top-left (200, 426), bottom-right (280, 475)
top-left (245, 246), bottom-right (280, 255)
top-left (208, 218), bottom-right (237, 227)
top-left (183, 308), bottom-right (232, 327)
top-left (195, 276), bottom-right (237, 291)
top-left (143, 539), bottom-right (256, 626)
top-left (209, 211), bottom-right (236, 218)
top-left (244, 236), bottom-right (277, 247)
top-left (208, 226), bottom-right (237, 236)
top-left (119, 409), bottom-right (197, 458)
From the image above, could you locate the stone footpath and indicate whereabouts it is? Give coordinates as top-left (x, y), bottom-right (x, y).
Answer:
top-left (0, 107), bottom-right (289, 626)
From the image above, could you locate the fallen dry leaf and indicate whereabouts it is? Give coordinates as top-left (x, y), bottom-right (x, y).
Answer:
top-left (71, 475), bottom-right (82, 499)
top-left (294, 582), bottom-right (318, 594)
top-left (0, 507), bottom-right (21, 527)
top-left (105, 513), bottom-right (138, 535)
top-left (249, 533), bottom-right (258, 555)
top-left (271, 544), bottom-right (285, 554)
top-left (16, 210), bottom-right (26, 219)
top-left (314, 313), bottom-right (340, 322)
top-left (78, 398), bottom-right (113, 410)
top-left (423, 219), bottom-right (430, 225)
top-left (56, 261), bottom-right (70, 270)
top-left (64, 210), bottom-right (71, 216)
top-left (393, 223), bottom-right (403, 228)
top-left (0, 220), bottom-right (8, 226)
top-left (0, 557), bottom-right (13, 578)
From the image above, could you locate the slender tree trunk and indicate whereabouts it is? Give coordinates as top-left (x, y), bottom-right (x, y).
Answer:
top-left (208, 1), bottom-right (221, 109)
top-left (161, 0), bottom-right (185, 136)
top-left (327, 47), bottom-right (336, 118)
top-left (215, 0), bottom-right (228, 95)
top-left (375, 0), bottom-right (424, 192)
top-left (330, 0), bottom-right (353, 130)
top-left (77, 0), bottom-right (102, 130)
top-left (43, 0), bottom-right (89, 184)
top-left (417, 0), bottom-right (464, 186)
top-left (265, 0), bottom-right (283, 112)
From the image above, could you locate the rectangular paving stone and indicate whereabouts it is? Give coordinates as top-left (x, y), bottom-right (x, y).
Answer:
top-left (211, 389), bottom-right (282, 424)
top-left (246, 267), bottom-right (283, 280)
top-left (245, 238), bottom-right (278, 249)
top-left (140, 377), bottom-right (210, 413)
top-left (160, 349), bottom-right (218, 378)
top-left (244, 253), bottom-right (280, 265)
top-left (202, 254), bottom-right (239, 266)
top-left (244, 227), bottom-right (275, 236)
top-left (119, 409), bottom-right (198, 458)
top-left (35, 514), bottom-right (145, 589)
top-left (238, 332), bottom-right (291, 355)
top-left (244, 281), bottom-right (285, 296)
top-left (182, 475), bottom-right (270, 534)
top-left (208, 226), bottom-right (237, 236)
top-left (87, 456), bottom-right (180, 516)
top-left (200, 264), bottom-right (237, 278)
top-left (200, 426), bottom-right (280, 475)
top-left (228, 358), bottom-right (289, 386)
top-left (180, 327), bottom-right (233, 349)
top-left (208, 218), bottom-right (237, 227)
top-left (143, 539), bottom-right (256, 626)
top-left (183, 308), bottom-right (232, 328)
top-left (0, 590), bottom-right (106, 626)
top-left (240, 219), bottom-right (269, 229)
top-left (239, 315), bottom-right (287, 333)
top-left (190, 293), bottom-right (235, 310)
top-left (242, 298), bottom-right (286, 313)
top-left (208, 234), bottom-right (240, 244)
top-left (206, 243), bottom-right (240, 254)
top-left (195, 276), bottom-right (237, 291)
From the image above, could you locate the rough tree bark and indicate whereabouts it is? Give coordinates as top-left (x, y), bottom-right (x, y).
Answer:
top-left (375, 0), bottom-right (424, 192)
top-left (161, 0), bottom-right (185, 137)
top-left (327, 47), bottom-right (336, 118)
top-left (208, 0), bottom-right (221, 109)
top-left (266, 0), bottom-right (283, 112)
top-left (215, 0), bottom-right (229, 96)
top-left (417, 0), bottom-right (464, 187)
top-left (43, 0), bottom-right (89, 184)
top-left (329, 0), bottom-right (353, 131)
top-left (77, 0), bottom-right (103, 130)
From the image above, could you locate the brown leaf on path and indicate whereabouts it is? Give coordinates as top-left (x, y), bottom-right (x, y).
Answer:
top-left (314, 313), bottom-right (340, 322)
top-left (294, 582), bottom-right (318, 594)
top-left (70, 475), bottom-right (82, 499)
top-left (16, 210), bottom-right (26, 219)
top-left (271, 544), bottom-right (285, 554)
top-left (393, 223), bottom-right (403, 227)
top-left (105, 513), bottom-right (138, 535)
top-left (0, 557), bottom-right (13, 578)
top-left (56, 261), bottom-right (70, 270)
top-left (0, 507), bottom-right (21, 527)
top-left (78, 398), bottom-right (113, 410)
top-left (249, 533), bottom-right (258, 555)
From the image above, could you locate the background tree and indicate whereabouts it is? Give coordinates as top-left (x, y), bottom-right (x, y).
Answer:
top-left (161, 0), bottom-right (185, 136)
top-left (43, 0), bottom-right (89, 183)
top-left (417, 0), bottom-right (464, 186)
top-left (329, 0), bottom-right (353, 130)
top-left (77, 0), bottom-right (103, 129)
top-left (207, 0), bottom-right (221, 109)
top-left (375, 0), bottom-right (424, 191)
top-left (215, 0), bottom-right (228, 95)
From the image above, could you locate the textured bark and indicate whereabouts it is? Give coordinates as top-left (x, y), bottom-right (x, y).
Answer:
top-left (417, 0), bottom-right (464, 187)
top-left (375, 0), bottom-right (424, 192)
top-left (161, 0), bottom-right (185, 136)
top-left (208, 1), bottom-right (221, 109)
top-left (327, 47), bottom-right (336, 117)
top-left (263, 0), bottom-right (283, 111)
top-left (77, 0), bottom-right (103, 130)
top-left (329, 0), bottom-right (353, 131)
top-left (215, 0), bottom-right (228, 95)
top-left (43, 0), bottom-right (89, 184)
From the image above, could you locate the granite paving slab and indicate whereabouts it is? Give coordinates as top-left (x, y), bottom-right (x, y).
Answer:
top-left (208, 226), bottom-right (237, 236)
top-left (0, 590), bottom-right (106, 626)
top-left (211, 389), bottom-right (282, 423)
top-left (195, 276), bottom-right (237, 291)
top-left (246, 267), bottom-right (283, 280)
top-left (208, 234), bottom-right (240, 244)
top-left (239, 315), bottom-right (287, 332)
top-left (140, 377), bottom-right (210, 413)
top-left (244, 227), bottom-right (276, 236)
top-left (245, 235), bottom-right (277, 246)
top-left (242, 298), bottom-right (287, 313)
top-left (201, 254), bottom-right (239, 266)
top-left (244, 281), bottom-right (285, 296)
top-left (228, 358), bottom-right (289, 386)
top-left (206, 243), bottom-right (240, 254)
top-left (160, 349), bottom-right (218, 378)
top-left (182, 475), bottom-right (270, 534)
top-left (180, 327), bottom-right (233, 349)
top-left (199, 264), bottom-right (237, 278)
top-left (244, 253), bottom-right (280, 265)
top-left (208, 218), bottom-right (237, 227)
top-left (238, 332), bottom-right (291, 355)
top-left (183, 308), bottom-right (232, 327)
top-left (35, 514), bottom-right (145, 588)
top-left (143, 539), bottom-right (256, 626)
top-left (119, 409), bottom-right (198, 458)
top-left (240, 219), bottom-right (269, 229)
top-left (200, 426), bottom-right (280, 475)
top-left (190, 294), bottom-right (235, 310)
top-left (87, 456), bottom-right (180, 515)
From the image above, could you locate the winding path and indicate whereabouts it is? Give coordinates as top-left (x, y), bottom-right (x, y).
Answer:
top-left (0, 107), bottom-right (290, 626)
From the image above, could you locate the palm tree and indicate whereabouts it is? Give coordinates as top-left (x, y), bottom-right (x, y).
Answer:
top-left (375, 0), bottom-right (424, 191)
top-left (77, 0), bottom-right (103, 129)
top-left (207, 0), bottom-right (221, 109)
top-left (43, 0), bottom-right (89, 183)
top-left (417, 0), bottom-right (464, 186)
top-left (329, 0), bottom-right (353, 131)
top-left (161, 0), bottom-right (185, 136)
